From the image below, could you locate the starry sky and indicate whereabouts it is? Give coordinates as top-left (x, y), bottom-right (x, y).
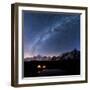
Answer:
top-left (23, 11), bottom-right (80, 58)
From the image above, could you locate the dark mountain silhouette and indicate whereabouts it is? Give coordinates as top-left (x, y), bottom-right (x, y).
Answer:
top-left (60, 49), bottom-right (80, 61)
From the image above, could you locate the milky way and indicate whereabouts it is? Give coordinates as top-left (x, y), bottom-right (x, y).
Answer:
top-left (23, 11), bottom-right (80, 58)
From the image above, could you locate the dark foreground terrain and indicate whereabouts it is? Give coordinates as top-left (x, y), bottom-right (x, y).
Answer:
top-left (24, 49), bottom-right (80, 77)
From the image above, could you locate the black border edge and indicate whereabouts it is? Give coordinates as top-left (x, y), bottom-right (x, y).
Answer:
top-left (11, 4), bottom-right (15, 87)
top-left (14, 2), bottom-right (87, 10)
top-left (11, 3), bottom-right (19, 87)
top-left (85, 7), bottom-right (88, 83)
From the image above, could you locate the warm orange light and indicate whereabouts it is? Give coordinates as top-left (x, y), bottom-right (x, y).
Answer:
top-left (43, 65), bottom-right (46, 68)
top-left (37, 65), bottom-right (41, 68)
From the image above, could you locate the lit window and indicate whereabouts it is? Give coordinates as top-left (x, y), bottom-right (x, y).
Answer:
top-left (43, 65), bottom-right (46, 68)
top-left (37, 65), bottom-right (41, 68)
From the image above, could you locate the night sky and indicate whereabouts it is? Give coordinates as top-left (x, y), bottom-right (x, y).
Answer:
top-left (23, 11), bottom-right (80, 58)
